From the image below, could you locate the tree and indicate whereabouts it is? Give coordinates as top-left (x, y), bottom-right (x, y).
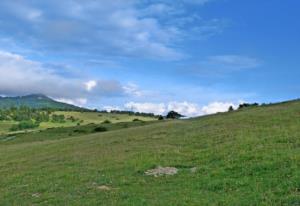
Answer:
top-left (52, 114), bottom-right (66, 123)
top-left (238, 103), bottom-right (260, 110)
top-left (166, 111), bottom-right (183, 119)
top-left (10, 120), bottom-right (40, 131)
top-left (228, 106), bottom-right (234, 112)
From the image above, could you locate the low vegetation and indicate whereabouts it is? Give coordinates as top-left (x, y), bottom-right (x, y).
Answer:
top-left (10, 120), bottom-right (40, 131)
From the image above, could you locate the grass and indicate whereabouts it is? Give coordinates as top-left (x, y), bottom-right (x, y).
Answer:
top-left (0, 121), bottom-right (17, 135)
top-left (0, 101), bottom-right (300, 205)
top-left (0, 112), bottom-right (157, 135)
top-left (0, 120), bottom-right (158, 145)
top-left (54, 111), bottom-right (157, 124)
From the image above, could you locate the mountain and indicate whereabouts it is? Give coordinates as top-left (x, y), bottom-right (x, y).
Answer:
top-left (0, 94), bottom-right (85, 110)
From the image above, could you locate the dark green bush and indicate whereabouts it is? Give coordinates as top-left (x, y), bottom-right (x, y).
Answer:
top-left (10, 120), bottom-right (40, 131)
top-left (102, 120), bottom-right (111, 124)
top-left (93, 126), bottom-right (107, 132)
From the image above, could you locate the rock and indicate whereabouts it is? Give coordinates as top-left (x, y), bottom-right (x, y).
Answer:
top-left (145, 166), bottom-right (178, 177)
top-left (31, 193), bottom-right (40, 198)
top-left (190, 167), bottom-right (197, 173)
top-left (97, 185), bottom-right (111, 191)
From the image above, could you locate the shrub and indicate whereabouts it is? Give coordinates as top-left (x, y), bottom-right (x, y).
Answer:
top-left (52, 114), bottom-right (66, 123)
top-left (10, 120), bottom-right (40, 131)
top-left (73, 129), bottom-right (86, 133)
top-left (166, 111), bottom-right (183, 119)
top-left (93, 126), bottom-right (107, 132)
top-left (102, 120), bottom-right (111, 124)
top-left (238, 103), bottom-right (260, 110)
top-left (228, 106), bottom-right (234, 112)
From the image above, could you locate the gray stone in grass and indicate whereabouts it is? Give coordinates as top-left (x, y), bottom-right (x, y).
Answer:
top-left (145, 166), bottom-right (178, 177)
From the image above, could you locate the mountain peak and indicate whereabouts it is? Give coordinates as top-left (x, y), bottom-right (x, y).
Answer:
top-left (0, 94), bottom-right (86, 111)
top-left (24, 94), bottom-right (50, 99)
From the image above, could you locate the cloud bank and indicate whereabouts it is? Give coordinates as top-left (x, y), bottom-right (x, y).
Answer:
top-left (0, 51), bottom-right (127, 103)
top-left (117, 101), bottom-right (240, 117)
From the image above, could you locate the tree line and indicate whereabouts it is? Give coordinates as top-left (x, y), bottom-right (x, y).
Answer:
top-left (0, 107), bottom-right (67, 131)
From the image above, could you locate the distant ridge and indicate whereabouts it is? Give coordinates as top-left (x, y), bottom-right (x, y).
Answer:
top-left (0, 94), bottom-right (87, 111)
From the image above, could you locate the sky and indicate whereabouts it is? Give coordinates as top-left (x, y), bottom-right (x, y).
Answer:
top-left (0, 0), bottom-right (300, 116)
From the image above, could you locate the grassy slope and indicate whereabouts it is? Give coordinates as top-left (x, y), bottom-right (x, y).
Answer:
top-left (0, 121), bottom-right (158, 145)
top-left (0, 94), bottom-right (82, 110)
top-left (0, 121), bottom-right (17, 134)
top-left (0, 101), bottom-right (300, 205)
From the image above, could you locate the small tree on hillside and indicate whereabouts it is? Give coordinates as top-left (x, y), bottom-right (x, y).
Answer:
top-left (228, 106), bottom-right (234, 112)
top-left (166, 111), bottom-right (183, 119)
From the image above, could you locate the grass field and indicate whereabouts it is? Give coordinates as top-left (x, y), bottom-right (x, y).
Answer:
top-left (0, 111), bottom-right (157, 135)
top-left (54, 111), bottom-right (156, 124)
top-left (0, 121), bottom-right (18, 134)
top-left (0, 101), bottom-right (300, 205)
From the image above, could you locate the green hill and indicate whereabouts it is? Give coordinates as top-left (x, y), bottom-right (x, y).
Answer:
top-left (0, 100), bottom-right (299, 205)
top-left (0, 94), bottom-right (85, 110)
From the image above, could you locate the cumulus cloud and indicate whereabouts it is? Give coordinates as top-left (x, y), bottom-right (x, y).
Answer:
top-left (167, 101), bottom-right (202, 117)
top-left (0, 50), bottom-right (126, 103)
top-left (120, 100), bottom-right (240, 117)
top-left (85, 80), bottom-right (97, 92)
top-left (124, 102), bottom-right (166, 114)
top-left (55, 98), bottom-right (88, 107)
top-left (201, 101), bottom-right (239, 115)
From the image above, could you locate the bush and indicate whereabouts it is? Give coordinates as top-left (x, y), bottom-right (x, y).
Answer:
top-left (73, 129), bottom-right (87, 133)
top-left (166, 111), bottom-right (183, 119)
top-left (228, 106), bottom-right (234, 112)
top-left (102, 120), bottom-right (111, 124)
top-left (93, 126), bottom-right (107, 132)
top-left (10, 120), bottom-right (40, 131)
top-left (52, 114), bottom-right (66, 123)
top-left (238, 103), bottom-right (259, 110)
top-left (132, 118), bottom-right (142, 122)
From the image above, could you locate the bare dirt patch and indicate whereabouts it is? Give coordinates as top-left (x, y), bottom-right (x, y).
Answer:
top-left (145, 166), bottom-right (178, 177)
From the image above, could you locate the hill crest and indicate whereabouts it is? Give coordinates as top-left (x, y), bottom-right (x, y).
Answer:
top-left (0, 94), bottom-right (86, 110)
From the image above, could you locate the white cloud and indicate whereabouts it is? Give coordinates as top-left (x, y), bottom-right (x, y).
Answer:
top-left (167, 101), bottom-right (202, 117)
top-left (0, 50), bottom-right (126, 101)
top-left (56, 98), bottom-right (87, 107)
top-left (85, 80), bottom-right (97, 91)
top-left (125, 102), bottom-right (166, 114)
top-left (121, 100), bottom-right (241, 117)
top-left (201, 101), bottom-right (239, 115)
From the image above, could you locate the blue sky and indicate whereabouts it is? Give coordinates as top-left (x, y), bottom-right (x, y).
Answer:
top-left (0, 0), bottom-right (299, 116)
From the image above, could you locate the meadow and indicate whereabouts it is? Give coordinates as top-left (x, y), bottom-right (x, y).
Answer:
top-left (0, 101), bottom-right (299, 205)
top-left (0, 111), bottom-right (157, 135)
